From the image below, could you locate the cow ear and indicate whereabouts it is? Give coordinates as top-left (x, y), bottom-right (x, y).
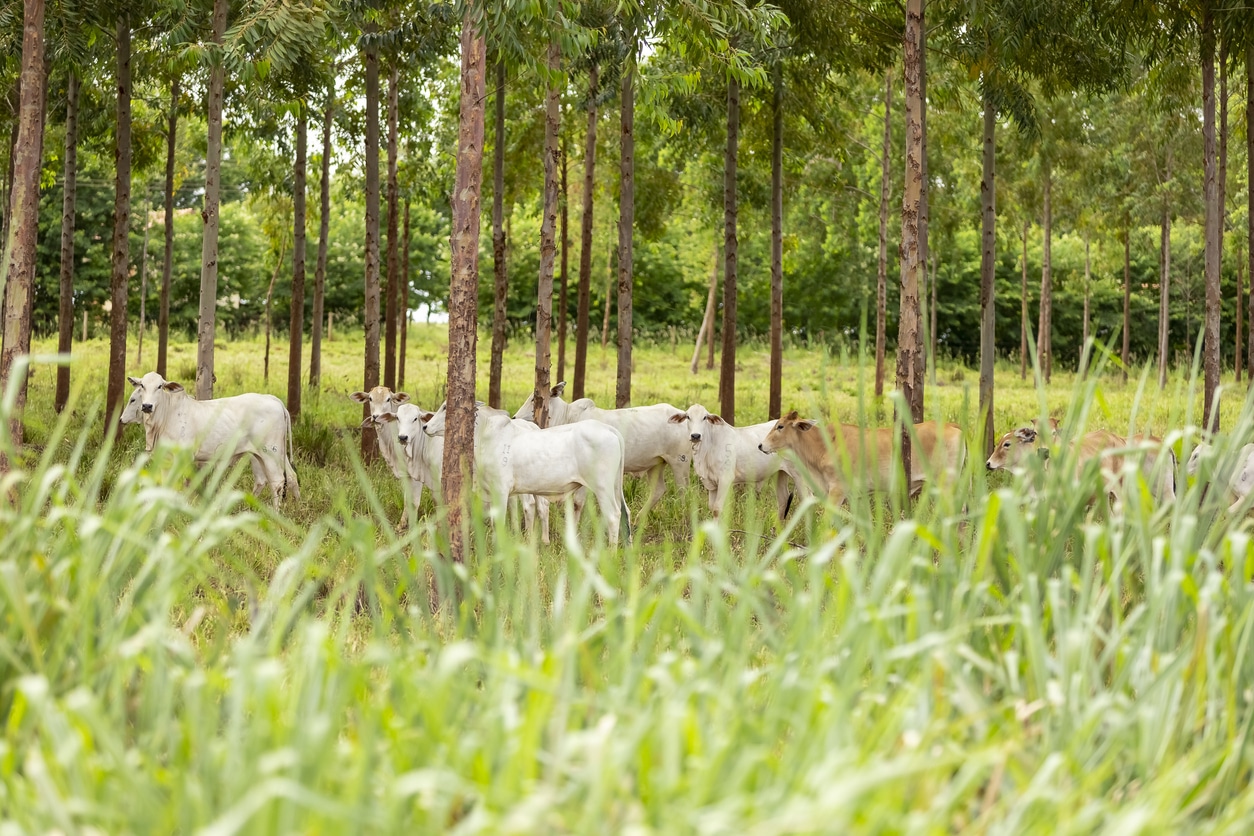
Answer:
top-left (551, 381), bottom-right (566, 397)
top-left (376, 413), bottom-right (397, 423)
top-left (350, 391), bottom-right (369, 403)
top-left (127, 376), bottom-right (142, 387)
top-left (421, 412), bottom-right (435, 423)
top-left (708, 414), bottom-right (725, 425)
top-left (668, 413), bottom-right (687, 424)
top-left (359, 416), bottom-right (375, 428)
top-left (784, 410), bottom-right (799, 421)
top-left (797, 419), bottom-right (816, 431)
top-left (1015, 427), bottom-right (1037, 443)
top-left (163, 381), bottom-right (185, 393)
top-left (395, 392), bottom-right (410, 404)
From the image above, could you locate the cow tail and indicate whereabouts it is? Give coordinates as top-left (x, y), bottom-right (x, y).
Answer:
top-left (285, 406), bottom-right (301, 502)
top-left (783, 490), bottom-right (794, 519)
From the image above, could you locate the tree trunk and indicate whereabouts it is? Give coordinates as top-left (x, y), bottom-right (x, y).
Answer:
top-left (263, 236), bottom-right (286, 384)
top-left (602, 236), bottom-right (612, 349)
top-left (719, 73), bottom-right (739, 425)
top-left (616, 57), bottom-right (635, 408)
top-left (1239, 248), bottom-right (1245, 384)
top-left (1038, 158), bottom-right (1053, 383)
top-left (106, 15), bottom-right (132, 437)
top-left (1122, 228), bottom-right (1130, 381)
top-left (573, 61), bottom-right (597, 400)
top-left (1159, 170), bottom-right (1171, 389)
top-left (692, 242), bottom-right (719, 374)
top-left (914, 15), bottom-right (928, 412)
top-left (157, 78), bottom-right (177, 378)
top-left (444, 16), bottom-right (486, 564)
top-left (897, 0), bottom-right (925, 486)
top-left (383, 65), bottom-right (399, 391)
top-left (557, 144), bottom-right (569, 383)
top-left (769, 62), bottom-right (784, 420)
top-left (309, 87), bottom-right (332, 388)
top-left (54, 70), bottom-right (77, 413)
top-left (399, 199), bottom-right (410, 389)
top-left (1081, 232), bottom-right (1090, 374)
top-left (930, 251), bottom-right (938, 366)
top-left (1248, 42), bottom-right (1254, 386)
top-left (136, 199), bottom-right (150, 365)
top-left (0, 0), bottom-right (45, 458)
top-left (361, 33), bottom-right (381, 458)
top-left (196, 0), bottom-right (227, 400)
top-left (288, 101), bottom-right (307, 419)
top-left (532, 39), bottom-right (560, 428)
top-left (875, 69), bottom-right (891, 398)
top-left (978, 90), bottom-right (995, 456)
top-left (1202, 2), bottom-right (1220, 431)
top-left (1020, 220), bottom-right (1028, 380)
top-left (487, 57), bottom-right (508, 409)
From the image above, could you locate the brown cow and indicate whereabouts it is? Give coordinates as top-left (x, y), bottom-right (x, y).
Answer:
top-left (758, 411), bottom-right (966, 506)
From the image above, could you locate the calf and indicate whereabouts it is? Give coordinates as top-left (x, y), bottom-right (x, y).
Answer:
top-left (427, 403), bottom-right (630, 545)
top-left (669, 403), bottom-right (799, 518)
top-left (350, 386), bottom-right (411, 526)
top-left (758, 412), bottom-right (965, 507)
top-left (127, 372), bottom-right (299, 506)
top-left (514, 382), bottom-right (691, 517)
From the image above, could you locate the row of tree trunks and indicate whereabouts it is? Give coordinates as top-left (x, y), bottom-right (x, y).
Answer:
top-left (383, 66), bottom-right (400, 391)
top-left (0, 0), bottom-right (45, 460)
top-left (196, 0), bottom-right (228, 401)
top-left (360, 32), bottom-right (381, 458)
top-left (1201, 2), bottom-right (1219, 432)
top-left (615, 58), bottom-right (635, 409)
top-left (572, 61), bottom-right (597, 400)
top-left (875, 70), bottom-right (891, 399)
top-left (897, 0), bottom-right (925, 480)
top-left (158, 79), bottom-right (178, 378)
top-left (531, 39), bottom-right (560, 428)
top-left (768, 62), bottom-right (784, 420)
top-left (309, 88), bottom-right (333, 389)
top-left (487, 58), bottom-right (508, 409)
top-left (443, 16), bottom-right (486, 565)
top-left (106, 16), bottom-right (132, 440)
top-left (54, 71), bottom-right (77, 413)
top-left (287, 102), bottom-right (307, 420)
top-left (978, 88), bottom-right (995, 455)
top-left (719, 74), bottom-right (739, 424)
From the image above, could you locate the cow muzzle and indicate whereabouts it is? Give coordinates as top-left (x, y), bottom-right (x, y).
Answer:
top-left (141, 403), bottom-right (153, 414)
top-left (398, 434), bottom-right (409, 443)
top-left (985, 460), bottom-right (995, 471)
top-left (690, 433), bottom-right (701, 442)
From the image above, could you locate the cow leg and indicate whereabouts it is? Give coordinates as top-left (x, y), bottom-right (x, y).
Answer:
top-left (249, 457), bottom-right (267, 498)
top-left (775, 473), bottom-right (792, 518)
top-left (637, 464), bottom-right (668, 519)
top-left (538, 498), bottom-right (551, 545)
top-left (710, 481), bottom-right (730, 519)
top-left (597, 486), bottom-right (621, 545)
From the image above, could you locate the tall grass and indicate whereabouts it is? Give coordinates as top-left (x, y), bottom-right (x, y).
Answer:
top-left (4, 334), bottom-right (1254, 832)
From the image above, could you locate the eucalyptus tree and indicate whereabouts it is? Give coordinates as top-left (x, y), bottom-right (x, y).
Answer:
top-left (194, 0), bottom-right (228, 400)
top-left (104, 0), bottom-right (137, 437)
top-left (0, 0), bottom-right (45, 458)
top-left (896, 0), bottom-right (924, 456)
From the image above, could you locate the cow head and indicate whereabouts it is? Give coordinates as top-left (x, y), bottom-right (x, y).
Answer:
top-left (986, 426), bottom-right (1038, 471)
top-left (379, 403), bottom-right (437, 445)
top-left (759, 411), bottom-right (816, 455)
top-left (513, 381), bottom-right (568, 424)
top-left (127, 372), bottom-right (184, 415)
top-left (668, 404), bottom-right (727, 444)
top-left (351, 386), bottom-right (409, 428)
top-left (1186, 441), bottom-right (1211, 477)
top-left (120, 386), bottom-right (144, 425)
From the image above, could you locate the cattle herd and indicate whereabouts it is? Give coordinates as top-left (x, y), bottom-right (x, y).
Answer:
top-left (118, 372), bottom-right (1254, 542)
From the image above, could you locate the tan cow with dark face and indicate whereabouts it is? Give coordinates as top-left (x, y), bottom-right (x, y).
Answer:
top-left (758, 411), bottom-right (965, 506)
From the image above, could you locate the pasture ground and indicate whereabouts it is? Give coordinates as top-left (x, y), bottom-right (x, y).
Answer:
top-left (5, 326), bottom-right (1254, 832)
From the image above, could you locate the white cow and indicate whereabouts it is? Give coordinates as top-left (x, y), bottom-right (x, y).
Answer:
top-left (350, 386), bottom-right (413, 526)
top-left (669, 403), bottom-right (800, 518)
top-left (514, 381), bottom-right (691, 517)
top-left (1187, 441), bottom-right (1254, 514)
top-left (426, 402), bottom-right (630, 544)
top-left (120, 386), bottom-right (156, 450)
top-left (127, 372), bottom-right (299, 506)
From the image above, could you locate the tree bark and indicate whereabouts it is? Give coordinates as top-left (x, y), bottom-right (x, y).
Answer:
top-left (1038, 158), bottom-right (1053, 383)
top-left (196, 0), bottom-right (227, 400)
top-left (1159, 164), bottom-right (1171, 389)
top-left (0, 0), bottom-right (45, 457)
top-left (54, 71), bottom-right (77, 413)
top-left (532, 39), bottom-right (560, 428)
top-left (444, 16), bottom-right (486, 564)
top-left (719, 73), bottom-right (739, 424)
top-left (897, 0), bottom-right (925, 484)
top-left (616, 57), bottom-right (635, 408)
top-left (573, 61), bottom-right (597, 400)
top-left (875, 69), bottom-right (891, 398)
top-left (263, 236), bottom-right (286, 384)
top-left (1202, 2), bottom-right (1220, 431)
top-left (915, 14), bottom-right (928, 411)
top-left (383, 65), bottom-right (399, 390)
top-left (978, 90), bottom-right (995, 455)
top-left (603, 235), bottom-right (612, 349)
top-left (1082, 233), bottom-right (1090, 358)
top-left (106, 15), bottom-right (132, 438)
top-left (309, 87), bottom-right (332, 388)
top-left (1020, 220), bottom-right (1028, 380)
top-left (557, 144), bottom-right (569, 384)
top-left (399, 199), bottom-right (410, 389)
top-left (1239, 248), bottom-right (1245, 384)
top-left (1248, 42), bottom-right (1254, 386)
top-left (288, 101), bottom-right (307, 419)
top-left (157, 78), bottom-right (177, 378)
top-left (488, 57), bottom-right (508, 409)
top-left (930, 250), bottom-right (938, 366)
top-left (769, 62), bottom-right (784, 420)
top-left (136, 199), bottom-right (150, 366)
top-left (692, 242), bottom-right (719, 374)
top-left (361, 32), bottom-right (381, 458)
top-left (1122, 227), bottom-right (1130, 381)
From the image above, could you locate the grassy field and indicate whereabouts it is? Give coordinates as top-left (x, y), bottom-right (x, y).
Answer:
top-left (5, 325), bottom-right (1254, 832)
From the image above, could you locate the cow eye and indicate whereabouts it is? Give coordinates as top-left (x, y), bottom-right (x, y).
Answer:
top-left (1003, 441), bottom-right (1010, 448)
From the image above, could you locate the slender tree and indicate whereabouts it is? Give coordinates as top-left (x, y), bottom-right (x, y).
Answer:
top-left (196, 0), bottom-right (228, 399)
top-left (1202, 1), bottom-right (1220, 431)
top-left (768, 60), bottom-right (784, 420)
top-left (106, 14), bottom-right (132, 436)
top-left (532, 38), bottom-right (560, 428)
top-left (383, 65), bottom-right (400, 390)
top-left (572, 60), bottom-right (597, 400)
top-left (557, 145), bottom-right (569, 383)
top-left (1248, 40), bottom-right (1254, 386)
top-left (1020, 220), bottom-right (1028, 380)
top-left (616, 54), bottom-right (635, 408)
top-left (157, 78), bottom-right (178, 378)
top-left (1038, 157), bottom-right (1053, 383)
top-left (443, 15), bottom-right (487, 565)
top-left (719, 73), bottom-right (739, 424)
top-left (361, 31), bottom-right (382, 458)
top-left (285, 102), bottom-right (308, 419)
top-left (875, 69), bottom-right (890, 399)
top-left (897, 0), bottom-right (926, 481)
top-left (488, 57), bottom-right (507, 408)
top-left (0, 0), bottom-right (46, 457)
top-left (309, 87), bottom-right (333, 388)
top-left (53, 71), bottom-right (77, 413)
top-left (399, 198), bottom-right (410, 388)
top-left (1159, 153), bottom-right (1172, 388)
top-left (978, 89), bottom-right (995, 453)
